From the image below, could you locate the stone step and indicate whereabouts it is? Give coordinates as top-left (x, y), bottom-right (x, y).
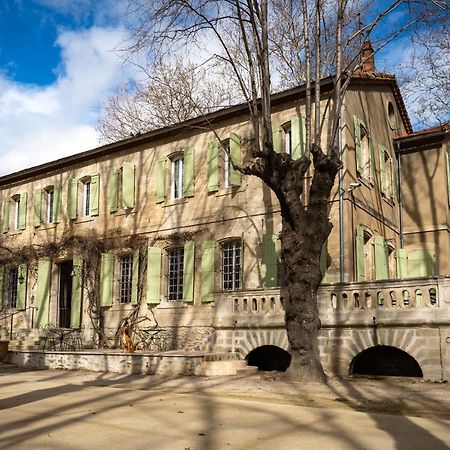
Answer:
top-left (194, 359), bottom-right (249, 376)
top-left (235, 365), bottom-right (259, 375)
top-left (0, 362), bottom-right (16, 370)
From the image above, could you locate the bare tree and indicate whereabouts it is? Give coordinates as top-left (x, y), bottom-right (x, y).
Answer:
top-left (106, 0), bottom-right (436, 382)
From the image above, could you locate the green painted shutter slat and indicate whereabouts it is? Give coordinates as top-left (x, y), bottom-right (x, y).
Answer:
top-left (0, 267), bottom-right (4, 310)
top-left (2, 199), bottom-right (9, 233)
top-left (34, 189), bottom-right (42, 227)
top-left (379, 145), bottom-right (387, 194)
top-left (155, 156), bottom-right (166, 203)
top-left (16, 264), bottom-right (27, 310)
top-left (18, 192), bottom-right (27, 230)
top-left (109, 169), bottom-right (118, 213)
top-left (36, 259), bottom-right (51, 328)
top-left (183, 148), bottom-right (195, 197)
top-left (354, 116), bottom-right (362, 172)
top-left (374, 236), bottom-right (389, 280)
top-left (68, 178), bottom-right (78, 219)
top-left (53, 184), bottom-right (61, 223)
top-left (207, 142), bottom-right (219, 192)
top-left (446, 152), bottom-right (450, 206)
top-left (100, 253), bottom-right (114, 307)
top-left (396, 249), bottom-right (408, 279)
top-left (90, 173), bottom-right (100, 216)
top-left (146, 246), bottom-right (161, 304)
top-left (201, 241), bottom-right (215, 302)
top-left (183, 241), bottom-right (195, 302)
top-left (230, 132), bottom-right (242, 186)
top-left (261, 234), bottom-right (278, 288)
top-left (131, 250), bottom-right (139, 305)
top-left (122, 162), bottom-right (135, 209)
top-left (356, 225), bottom-right (365, 281)
top-left (408, 249), bottom-right (436, 277)
top-left (70, 256), bottom-right (83, 328)
top-left (291, 117), bottom-right (301, 160)
top-left (272, 126), bottom-right (281, 153)
top-left (369, 136), bottom-right (376, 184)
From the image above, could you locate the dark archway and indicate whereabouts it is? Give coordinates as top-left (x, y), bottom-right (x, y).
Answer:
top-left (246, 345), bottom-right (291, 372)
top-left (350, 345), bottom-right (423, 378)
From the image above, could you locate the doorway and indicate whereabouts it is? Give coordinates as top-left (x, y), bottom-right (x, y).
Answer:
top-left (58, 261), bottom-right (73, 328)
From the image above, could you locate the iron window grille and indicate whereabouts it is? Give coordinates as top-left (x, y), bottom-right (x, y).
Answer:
top-left (6, 268), bottom-right (18, 308)
top-left (222, 240), bottom-right (242, 290)
top-left (119, 255), bottom-right (133, 304)
top-left (168, 248), bottom-right (184, 301)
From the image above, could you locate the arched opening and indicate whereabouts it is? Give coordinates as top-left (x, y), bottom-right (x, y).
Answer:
top-left (246, 345), bottom-right (291, 372)
top-left (350, 345), bottom-right (423, 378)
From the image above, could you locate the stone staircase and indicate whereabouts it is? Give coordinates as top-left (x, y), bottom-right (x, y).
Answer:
top-left (5, 329), bottom-right (46, 351)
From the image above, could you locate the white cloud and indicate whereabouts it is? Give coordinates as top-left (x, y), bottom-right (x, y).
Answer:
top-left (0, 26), bottom-right (134, 176)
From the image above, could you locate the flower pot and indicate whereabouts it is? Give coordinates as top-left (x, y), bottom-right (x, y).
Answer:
top-left (0, 340), bottom-right (10, 362)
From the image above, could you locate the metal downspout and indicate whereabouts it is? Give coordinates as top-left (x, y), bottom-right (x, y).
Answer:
top-left (396, 141), bottom-right (404, 248)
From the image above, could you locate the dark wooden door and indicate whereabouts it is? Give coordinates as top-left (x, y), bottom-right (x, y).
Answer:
top-left (58, 261), bottom-right (73, 328)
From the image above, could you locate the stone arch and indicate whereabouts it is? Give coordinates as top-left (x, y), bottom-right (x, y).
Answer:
top-left (246, 345), bottom-right (292, 371)
top-left (235, 329), bottom-right (290, 358)
top-left (350, 345), bottom-right (423, 377)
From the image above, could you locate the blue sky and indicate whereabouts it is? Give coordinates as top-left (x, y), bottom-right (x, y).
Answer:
top-left (0, 0), bottom-right (433, 176)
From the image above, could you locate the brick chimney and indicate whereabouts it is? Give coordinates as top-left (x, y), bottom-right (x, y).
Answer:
top-left (361, 41), bottom-right (375, 74)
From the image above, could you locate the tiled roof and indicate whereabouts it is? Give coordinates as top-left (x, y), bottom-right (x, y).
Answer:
top-left (395, 123), bottom-right (450, 140)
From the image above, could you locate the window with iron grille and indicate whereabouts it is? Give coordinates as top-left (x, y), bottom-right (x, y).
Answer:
top-left (168, 248), bottom-right (184, 301)
top-left (222, 240), bottom-right (241, 290)
top-left (6, 268), bottom-right (18, 308)
top-left (119, 255), bottom-right (133, 304)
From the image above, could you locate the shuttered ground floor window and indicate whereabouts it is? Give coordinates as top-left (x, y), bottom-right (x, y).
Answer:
top-left (168, 248), bottom-right (184, 301)
top-left (119, 255), bottom-right (133, 304)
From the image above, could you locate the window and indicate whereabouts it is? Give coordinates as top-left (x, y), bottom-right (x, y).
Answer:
top-left (168, 248), bottom-right (184, 301)
top-left (83, 178), bottom-right (91, 217)
top-left (171, 156), bottom-right (184, 199)
top-left (222, 240), bottom-right (242, 290)
top-left (380, 149), bottom-right (392, 198)
top-left (119, 255), bottom-right (133, 304)
top-left (223, 141), bottom-right (232, 188)
top-left (387, 101), bottom-right (396, 130)
top-left (45, 187), bottom-right (55, 224)
top-left (12, 195), bottom-right (20, 230)
top-left (6, 268), bottom-right (18, 308)
top-left (282, 122), bottom-right (292, 156)
top-left (360, 125), bottom-right (370, 179)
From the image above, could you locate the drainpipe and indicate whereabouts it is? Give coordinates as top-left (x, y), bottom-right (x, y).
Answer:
top-left (395, 141), bottom-right (404, 248)
top-left (338, 117), bottom-right (345, 282)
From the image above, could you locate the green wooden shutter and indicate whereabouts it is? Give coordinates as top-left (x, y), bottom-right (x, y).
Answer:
top-left (183, 148), bottom-right (195, 197)
top-left (2, 199), bottom-right (9, 233)
top-left (391, 159), bottom-right (398, 203)
top-left (207, 142), bottom-right (219, 192)
top-left (230, 132), bottom-right (242, 187)
top-left (396, 249), bottom-right (408, 279)
top-left (369, 136), bottom-right (376, 184)
top-left (354, 116), bottom-right (362, 172)
top-left (36, 259), bottom-right (51, 328)
top-left (183, 241), bottom-right (195, 302)
top-left (131, 250), bottom-right (139, 305)
top-left (201, 241), bottom-right (215, 302)
top-left (18, 192), bottom-right (27, 230)
top-left (155, 156), bottom-right (166, 203)
top-left (0, 267), bottom-right (4, 310)
top-left (356, 225), bottom-right (365, 281)
top-left (68, 178), bottom-right (78, 219)
top-left (272, 125), bottom-right (281, 153)
top-left (109, 169), bottom-right (118, 213)
top-left (90, 173), bottom-right (100, 216)
top-left (100, 253), bottom-right (114, 307)
top-left (146, 246), bottom-right (161, 304)
top-left (53, 184), bottom-right (61, 223)
top-left (34, 189), bottom-right (42, 227)
top-left (71, 255), bottom-right (83, 328)
top-left (379, 145), bottom-right (387, 194)
top-left (291, 117), bottom-right (301, 160)
top-left (122, 162), bottom-right (135, 209)
top-left (408, 249), bottom-right (436, 277)
top-left (374, 236), bottom-right (389, 280)
top-left (261, 234), bottom-right (278, 287)
top-left (446, 151), bottom-right (450, 206)
top-left (16, 264), bottom-right (27, 310)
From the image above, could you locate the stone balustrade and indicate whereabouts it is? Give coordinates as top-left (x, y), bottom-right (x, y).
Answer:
top-left (213, 277), bottom-right (450, 328)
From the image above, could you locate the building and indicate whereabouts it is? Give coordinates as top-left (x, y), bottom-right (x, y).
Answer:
top-left (1, 61), bottom-right (449, 380)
